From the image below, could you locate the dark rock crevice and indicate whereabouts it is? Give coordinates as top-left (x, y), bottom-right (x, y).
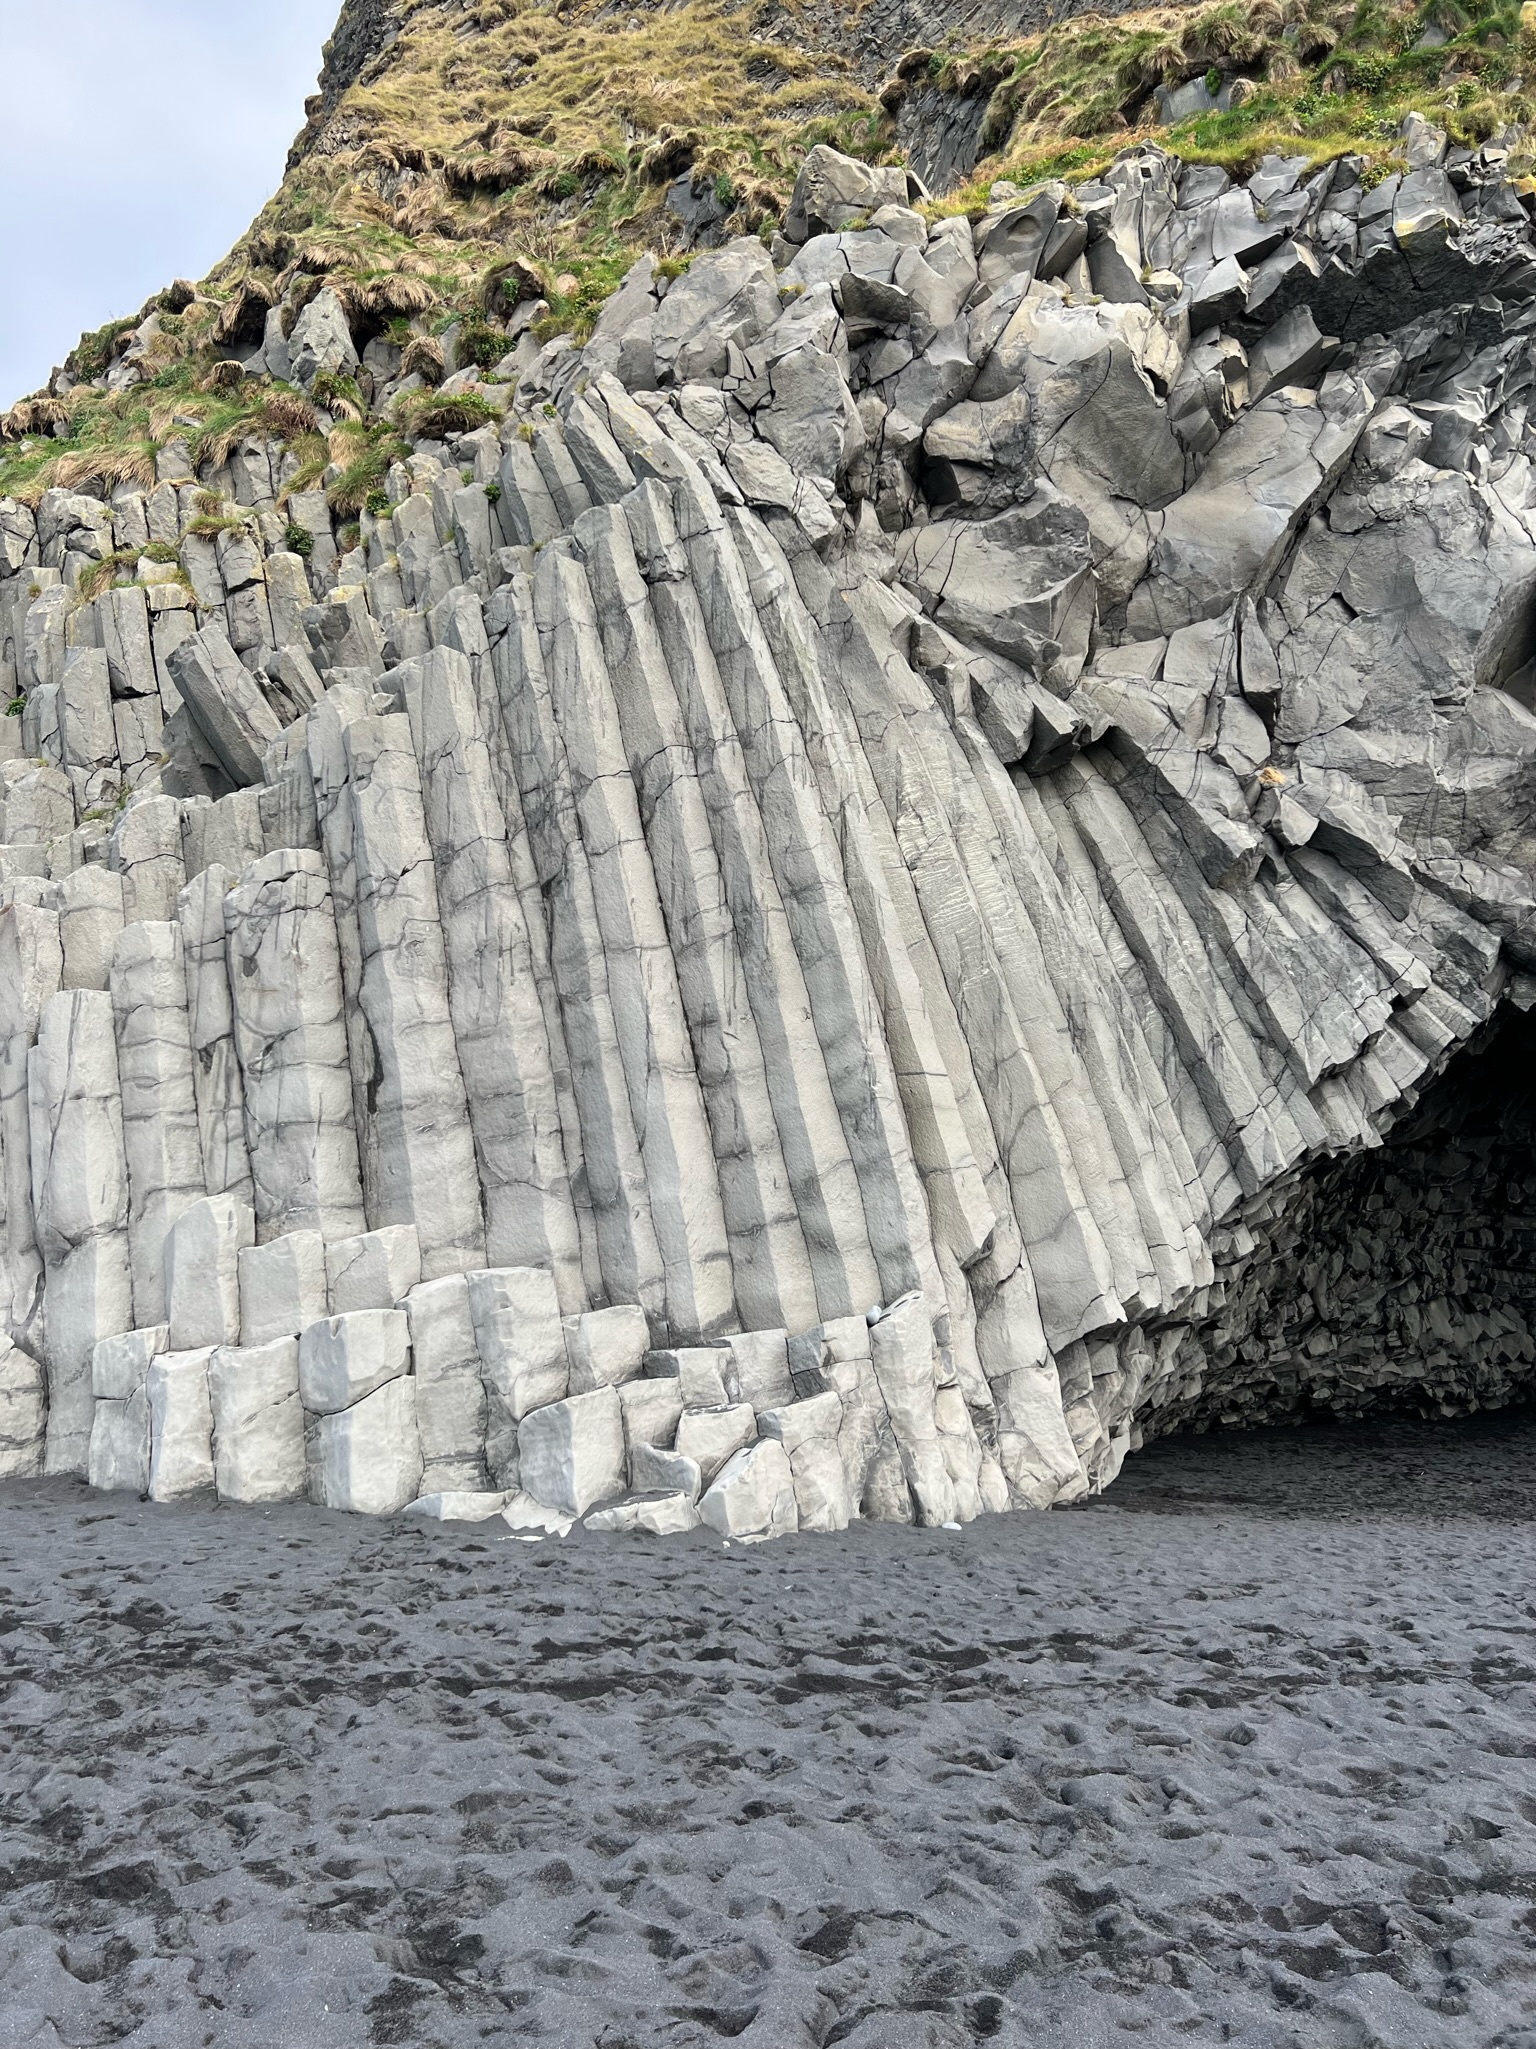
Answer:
top-left (1162, 1002), bottom-right (1536, 1435)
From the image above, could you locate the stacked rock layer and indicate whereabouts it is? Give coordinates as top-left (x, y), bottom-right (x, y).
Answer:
top-left (4, 125), bottom-right (1536, 1538)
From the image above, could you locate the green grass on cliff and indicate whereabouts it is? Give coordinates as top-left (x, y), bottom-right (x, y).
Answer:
top-left (928, 0), bottom-right (1535, 203)
top-left (4, 0), bottom-right (1533, 504)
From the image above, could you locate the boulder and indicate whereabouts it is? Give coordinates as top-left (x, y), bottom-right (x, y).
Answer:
top-left (585, 1491), bottom-right (699, 1535)
top-left (518, 1386), bottom-right (626, 1517)
top-left (166, 625), bottom-right (284, 788)
top-left (618, 1376), bottom-right (684, 1467)
top-left (631, 1439), bottom-right (703, 1501)
top-left (652, 240), bottom-right (779, 384)
top-left (567, 1304), bottom-right (650, 1392)
top-left (288, 287), bottom-right (359, 390)
top-left (298, 1309), bottom-right (411, 1416)
top-left (699, 1440), bottom-right (800, 1541)
top-left (785, 146), bottom-right (915, 243)
top-left (209, 1337), bottom-right (306, 1503)
top-left (146, 1348), bottom-right (216, 1501)
top-left (312, 1377), bottom-right (423, 1515)
top-left (897, 485), bottom-right (1095, 683)
top-left (403, 1491), bottom-right (511, 1523)
top-left (675, 1403), bottom-right (757, 1488)
top-left (468, 1267), bottom-right (569, 1422)
top-left (757, 1392), bottom-right (855, 1533)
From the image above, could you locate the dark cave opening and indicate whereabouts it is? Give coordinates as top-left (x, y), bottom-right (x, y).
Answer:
top-left (1164, 1000), bottom-right (1536, 1433)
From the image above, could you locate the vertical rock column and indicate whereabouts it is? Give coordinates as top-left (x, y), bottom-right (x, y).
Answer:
top-left (493, 573), bottom-right (666, 1320)
top-left (0, 903), bottom-right (62, 1360)
top-left (341, 713), bottom-right (486, 1281)
top-left (575, 504), bottom-right (819, 1336)
top-left (638, 500), bottom-right (881, 1326)
top-left (57, 648), bottom-right (119, 817)
top-left (306, 685), bottom-right (383, 1222)
top-left (672, 472), bottom-right (938, 1315)
top-left (389, 648), bottom-right (585, 1306)
top-left (178, 866), bottom-right (255, 1206)
top-left (28, 988), bottom-right (133, 1474)
top-left (224, 849), bottom-right (368, 1244)
top-left (475, 590), bottom-right (604, 1305)
top-left (533, 544), bottom-right (736, 1340)
top-left (109, 922), bottom-right (205, 1326)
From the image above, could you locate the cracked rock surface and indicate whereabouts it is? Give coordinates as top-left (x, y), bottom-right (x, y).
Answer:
top-left (4, 116), bottom-right (1536, 1537)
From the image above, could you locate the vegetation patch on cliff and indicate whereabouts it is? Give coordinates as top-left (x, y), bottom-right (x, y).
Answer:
top-left (4, 0), bottom-right (1533, 504)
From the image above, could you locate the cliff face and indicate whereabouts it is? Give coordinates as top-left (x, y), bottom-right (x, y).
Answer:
top-left (1, 0), bottom-right (1535, 1538)
top-left (287, 0), bottom-right (410, 168)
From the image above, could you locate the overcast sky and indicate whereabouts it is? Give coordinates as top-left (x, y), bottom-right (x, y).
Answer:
top-left (0, 0), bottom-right (340, 406)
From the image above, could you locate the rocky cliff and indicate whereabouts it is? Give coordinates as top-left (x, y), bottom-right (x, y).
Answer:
top-left (2, 0), bottom-right (1536, 1540)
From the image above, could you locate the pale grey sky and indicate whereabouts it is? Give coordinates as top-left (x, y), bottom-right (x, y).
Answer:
top-left (0, 0), bottom-right (341, 406)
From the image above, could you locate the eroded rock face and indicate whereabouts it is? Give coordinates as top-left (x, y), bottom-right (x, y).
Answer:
top-left (4, 122), bottom-right (1536, 1533)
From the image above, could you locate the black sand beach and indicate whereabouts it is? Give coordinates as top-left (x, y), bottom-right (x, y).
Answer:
top-left (2, 1411), bottom-right (1535, 2049)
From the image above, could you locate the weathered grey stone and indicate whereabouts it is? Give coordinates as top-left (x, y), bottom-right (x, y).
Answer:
top-left (312, 1376), bottom-right (422, 1514)
top-left (617, 1374), bottom-right (684, 1462)
top-left (289, 287), bottom-right (359, 390)
top-left (0, 1336), bottom-right (46, 1478)
top-left (298, 1308), bottom-right (410, 1416)
top-left (326, 1225), bottom-right (422, 1313)
top-left (568, 1304), bottom-right (650, 1392)
top-left (722, 1328), bottom-right (794, 1412)
top-left (86, 1388), bottom-right (150, 1494)
top-left (868, 1293), bottom-right (958, 1527)
top-left (0, 903), bottom-right (61, 1362)
top-left (652, 241), bottom-right (779, 384)
top-left (403, 1490), bottom-right (510, 1522)
top-left (167, 625), bottom-right (284, 787)
top-left (209, 1336), bottom-right (306, 1502)
top-left (651, 1345), bottom-right (732, 1409)
top-left (57, 648), bottom-right (118, 815)
top-left (386, 647), bottom-right (584, 1300)
top-left (58, 866), bottom-right (124, 993)
top-left (29, 987), bottom-right (132, 1474)
top-left (182, 788), bottom-right (265, 883)
top-left (585, 1490), bottom-right (698, 1535)
top-left (223, 850), bottom-right (367, 1243)
top-left (630, 1437), bottom-right (702, 1500)
top-left (699, 1439), bottom-right (799, 1541)
top-left (404, 1272), bottom-right (489, 1490)
top-left (239, 1230), bottom-right (329, 1345)
top-left (675, 1402), bottom-right (757, 1488)
top-left (306, 588), bottom-right (385, 677)
top-left (178, 867), bottom-right (254, 1206)
top-left (1, 763), bottom-right (71, 846)
top-left (164, 1194), bottom-right (254, 1352)
top-left (340, 714), bottom-right (486, 1278)
top-left (146, 1346), bottom-right (216, 1501)
top-left (110, 923), bottom-right (203, 1327)
top-left (85, 1319), bottom-right (165, 1417)
top-left (785, 147), bottom-right (913, 242)
top-left (110, 796), bottom-right (187, 925)
top-left (757, 1390), bottom-right (854, 1532)
top-left (518, 1385), bottom-right (626, 1516)
top-left (468, 1264), bottom-right (568, 1425)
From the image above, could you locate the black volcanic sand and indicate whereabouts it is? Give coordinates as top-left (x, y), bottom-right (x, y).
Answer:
top-left (3, 1414), bottom-right (1536, 2049)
